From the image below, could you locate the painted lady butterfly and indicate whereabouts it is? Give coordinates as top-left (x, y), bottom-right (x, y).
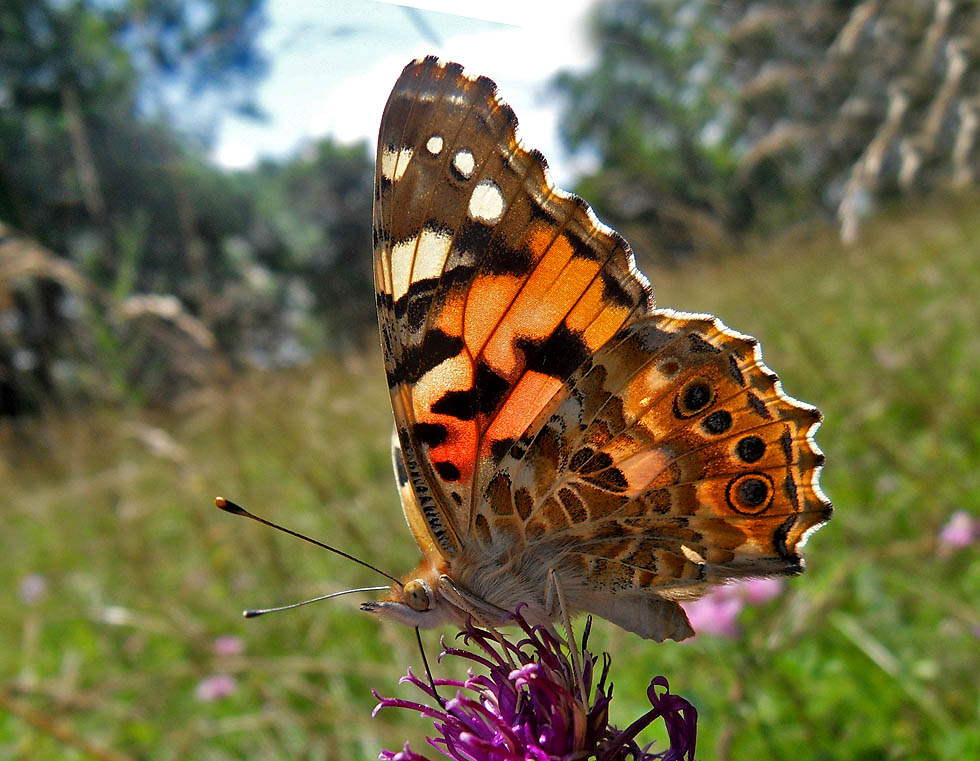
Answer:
top-left (361, 57), bottom-right (831, 641)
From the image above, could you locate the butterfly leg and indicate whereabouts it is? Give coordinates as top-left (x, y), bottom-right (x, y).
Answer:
top-left (545, 568), bottom-right (587, 705)
top-left (415, 626), bottom-right (447, 708)
top-left (437, 574), bottom-right (518, 670)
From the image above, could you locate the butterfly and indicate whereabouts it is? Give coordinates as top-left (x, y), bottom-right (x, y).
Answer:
top-left (361, 57), bottom-right (831, 642)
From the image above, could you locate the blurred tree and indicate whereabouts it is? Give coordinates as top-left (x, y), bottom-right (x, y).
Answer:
top-left (726, 0), bottom-right (980, 242)
top-left (200, 139), bottom-right (375, 367)
top-left (256, 140), bottom-right (375, 351)
top-left (556, 0), bottom-right (980, 259)
top-left (554, 0), bottom-right (740, 264)
top-left (0, 0), bottom-right (268, 412)
top-left (0, 0), bottom-right (266, 285)
top-left (0, 223), bottom-right (96, 416)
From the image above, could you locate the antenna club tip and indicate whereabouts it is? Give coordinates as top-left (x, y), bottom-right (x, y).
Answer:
top-left (215, 496), bottom-right (247, 516)
top-left (243, 609), bottom-right (260, 618)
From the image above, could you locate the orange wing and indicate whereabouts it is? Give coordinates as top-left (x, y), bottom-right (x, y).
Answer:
top-left (374, 57), bottom-right (651, 559)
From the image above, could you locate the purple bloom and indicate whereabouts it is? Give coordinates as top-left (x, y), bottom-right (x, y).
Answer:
top-left (681, 578), bottom-right (786, 639)
top-left (938, 510), bottom-right (980, 553)
top-left (19, 574), bottom-right (48, 604)
top-left (195, 674), bottom-right (237, 702)
top-left (738, 578), bottom-right (784, 606)
top-left (682, 589), bottom-right (743, 639)
top-left (212, 635), bottom-right (245, 656)
top-left (374, 610), bottom-right (697, 761)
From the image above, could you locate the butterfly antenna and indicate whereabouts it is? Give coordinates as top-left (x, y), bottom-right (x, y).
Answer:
top-left (215, 496), bottom-right (403, 588)
top-left (244, 586), bottom-right (391, 618)
top-left (415, 626), bottom-right (446, 709)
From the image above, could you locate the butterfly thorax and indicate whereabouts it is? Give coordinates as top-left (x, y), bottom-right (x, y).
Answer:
top-left (454, 539), bottom-right (563, 615)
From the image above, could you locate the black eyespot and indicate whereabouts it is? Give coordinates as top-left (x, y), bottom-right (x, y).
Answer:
top-left (735, 435), bottom-right (766, 463)
top-left (674, 378), bottom-right (715, 418)
top-left (726, 473), bottom-right (774, 515)
top-left (739, 477), bottom-right (768, 506)
top-left (702, 410), bottom-right (733, 435)
top-left (684, 382), bottom-right (711, 410)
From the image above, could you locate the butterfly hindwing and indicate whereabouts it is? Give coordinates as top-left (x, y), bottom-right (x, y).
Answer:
top-left (470, 310), bottom-right (830, 638)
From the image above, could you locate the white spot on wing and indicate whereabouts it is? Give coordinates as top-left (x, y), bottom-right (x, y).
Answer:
top-left (681, 545), bottom-right (705, 564)
top-left (411, 227), bottom-right (454, 283)
top-left (468, 180), bottom-right (504, 224)
top-left (390, 236), bottom-right (417, 301)
top-left (381, 146), bottom-right (413, 182)
top-left (426, 135), bottom-right (443, 155)
top-left (453, 149), bottom-right (475, 179)
top-left (379, 245), bottom-right (392, 295)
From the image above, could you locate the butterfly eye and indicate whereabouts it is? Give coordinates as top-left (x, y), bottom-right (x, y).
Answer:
top-left (403, 579), bottom-right (432, 611)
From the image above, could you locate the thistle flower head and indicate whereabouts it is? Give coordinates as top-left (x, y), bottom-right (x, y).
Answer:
top-left (373, 609), bottom-right (697, 761)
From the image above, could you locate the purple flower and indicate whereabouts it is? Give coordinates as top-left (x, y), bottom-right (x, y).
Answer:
top-left (373, 610), bottom-right (697, 761)
top-left (938, 510), bottom-right (980, 553)
top-left (212, 635), bottom-right (245, 656)
top-left (195, 674), bottom-right (237, 702)
top-left (682, 589), bottom-right (743, 639)
top-left (681, 578), bottom-right (786, 639)
top-left (19, 574), bottom-right (48, 604)
top-left (738, 578), bottom-right (784, 606)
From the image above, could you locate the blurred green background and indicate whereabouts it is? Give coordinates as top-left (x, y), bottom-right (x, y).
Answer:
top-left (2, 2), bottom-right (979, 759)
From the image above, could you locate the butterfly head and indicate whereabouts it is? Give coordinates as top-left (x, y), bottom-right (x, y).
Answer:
top-left (360, 557), bottom-right (464, 628)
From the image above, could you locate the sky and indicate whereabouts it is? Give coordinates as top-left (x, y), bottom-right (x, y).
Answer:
top-left (212, 0), bottom-right (598, 186)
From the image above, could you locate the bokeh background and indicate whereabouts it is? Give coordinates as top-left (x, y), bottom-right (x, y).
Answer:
top-left (2, 1), bottom-right (979, 759)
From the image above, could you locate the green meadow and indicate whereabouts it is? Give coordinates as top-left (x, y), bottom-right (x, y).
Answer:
top-left (2, 194), bottom-right (978, 760)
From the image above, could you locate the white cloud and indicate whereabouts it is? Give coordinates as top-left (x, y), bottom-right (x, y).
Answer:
top-left (212, 1), bottom-right (596, 187)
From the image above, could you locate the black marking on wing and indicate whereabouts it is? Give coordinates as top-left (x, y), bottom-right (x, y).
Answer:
top-left (780, 428), bottom-right (793, 461)
top-left (773, 514), bottom-right (803, 569)
top-left (456, 219), bottom-right (493, 255)
top-left (601, 269), bottom-right (636, 307)
top-left (516, 325), bottom-right (590, 380)
top-left (736, 435), bottom-right (766, 463)
top-left (491, 437), bottom-right (515, 461)
top-left (688, 333), bottom-right (722, 354)
top-left (746, 392), bottom-right (772, 419)
top-left (728, 354), bottom-right (745, 386)
top-left (414, 422), bottom-right (449, 447)
top-left (430, 362), bottom-right (510, 420)
top-left (702, 409), bottom-right (733, 435)
top-left (398, 427), bottom-right (455, 555)
top-left (486, 239), bottom-right (535, 277)
top-left (434, 460), bottom-right (461, 480)
top-left (390, 329), bottom-right (464, 387)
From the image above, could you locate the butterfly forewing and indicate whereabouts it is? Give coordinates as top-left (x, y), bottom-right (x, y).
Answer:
top-left (375, 58), bottom-right (653, 547)
top-left (372, 56), bottom-right (831, 641)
